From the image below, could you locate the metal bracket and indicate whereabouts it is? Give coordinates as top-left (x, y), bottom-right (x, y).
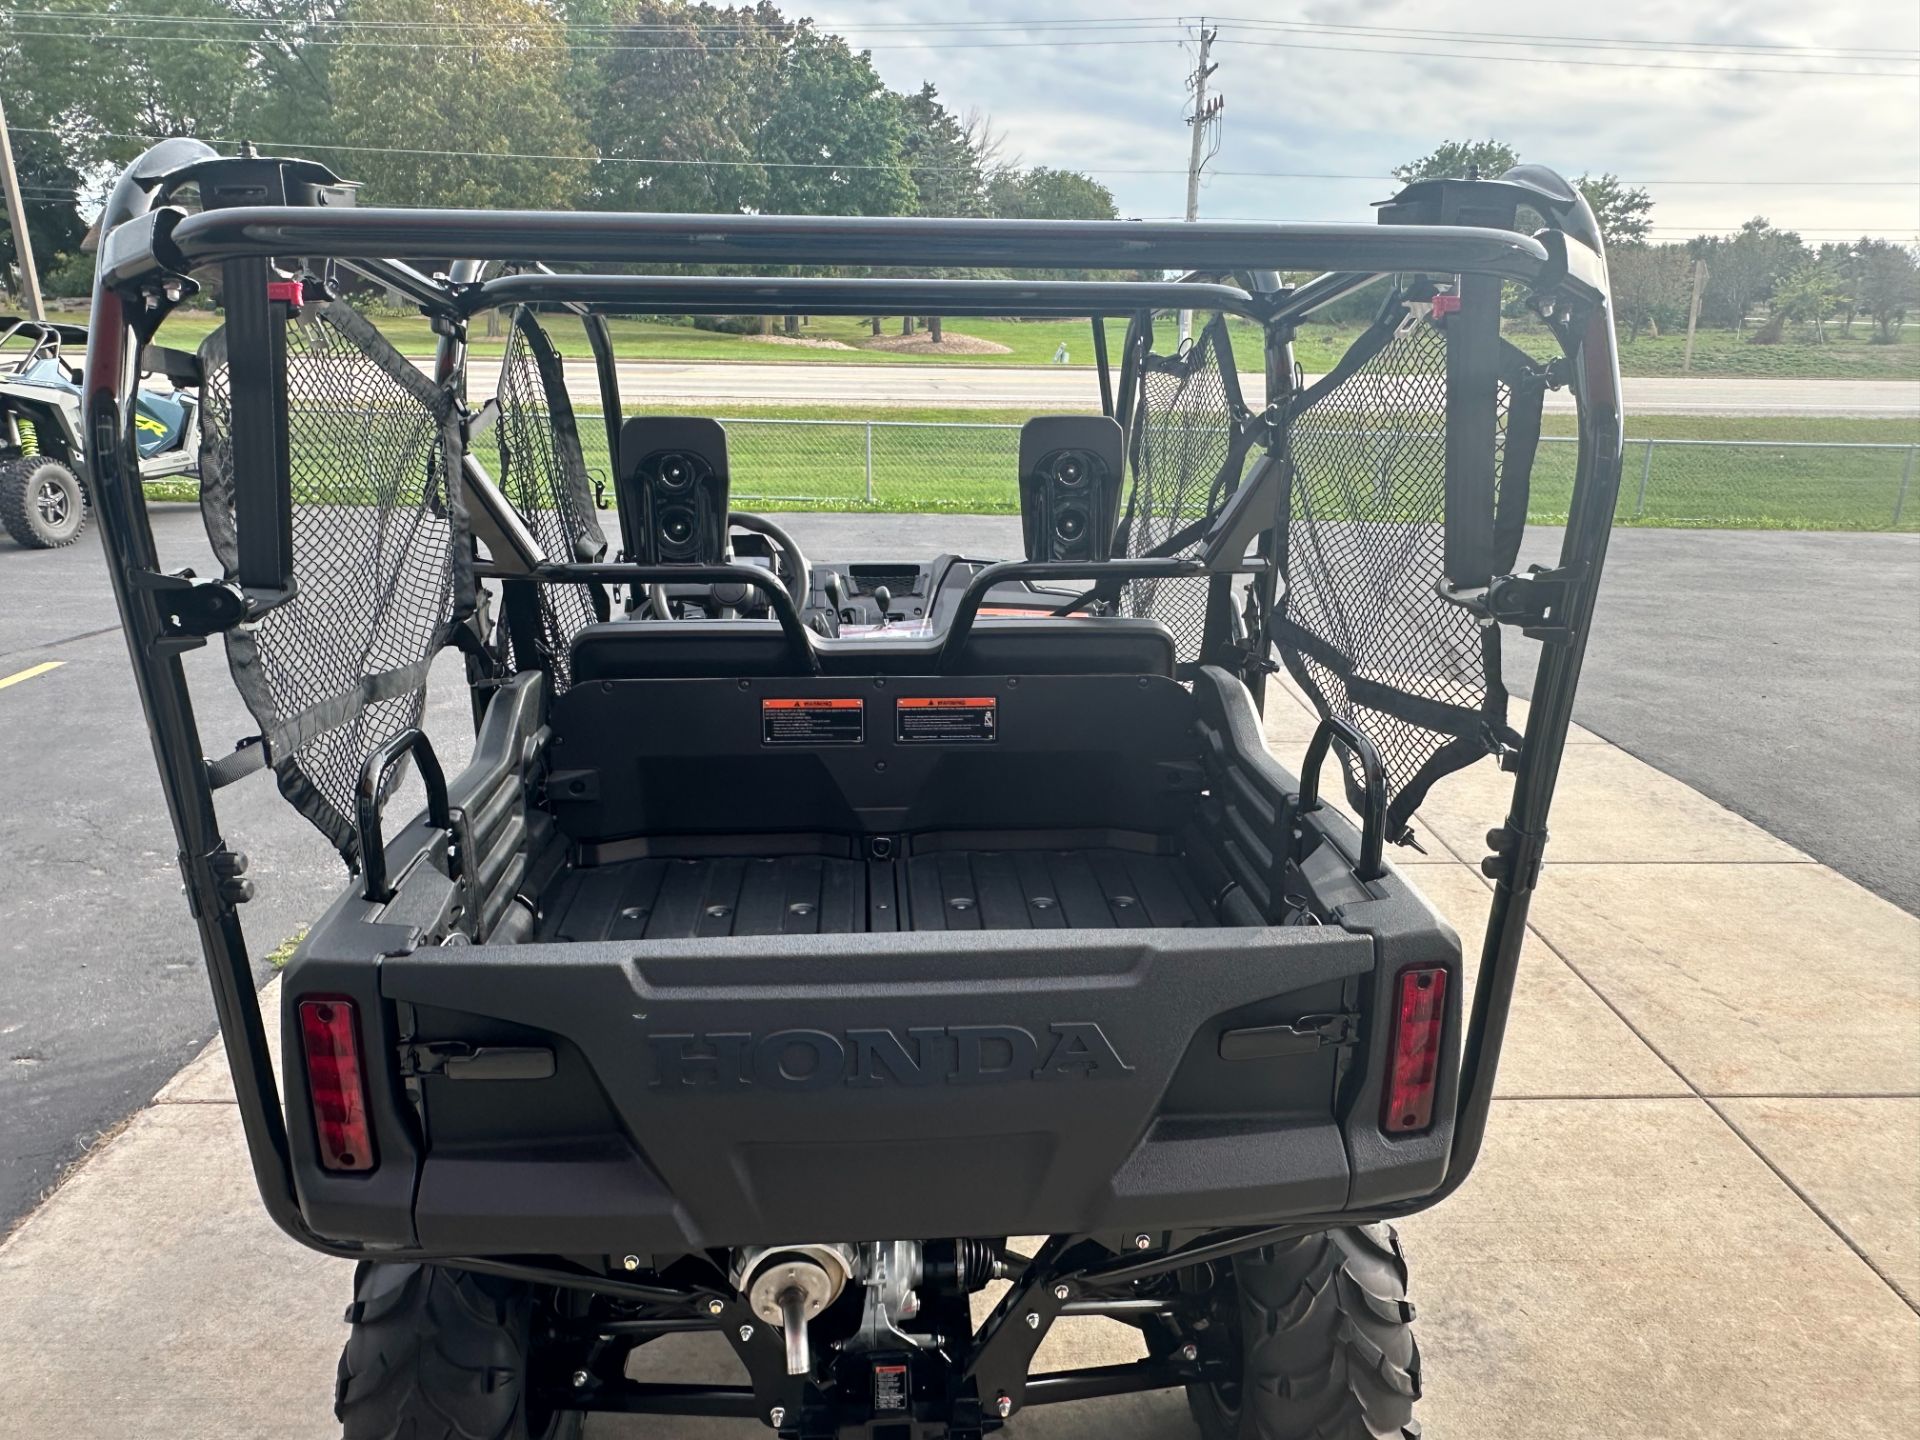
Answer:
top-left (175, 846), bottom-right (253, 917)
top-left (1438, 561), bottom-right (1588, 644)
top-left (136, 569), bottom-right (251, 640)
top-left (1482, 823), bottom-right (1550, 889)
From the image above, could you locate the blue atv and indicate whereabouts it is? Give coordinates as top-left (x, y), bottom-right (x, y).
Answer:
top-left (0, 315), bottom-right (200, 548)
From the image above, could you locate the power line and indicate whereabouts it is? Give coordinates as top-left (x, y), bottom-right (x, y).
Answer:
top-left (1214, 16), bottom-right (1918, 61)
top-left (13, 127), bottom-right (1917, 193)
top-left (1211, 35), bottom-right (1916, 78)
top-left (2, 18), bottom-right (1914, 76)
top-left (10, 6), bottom-right (1915, 62)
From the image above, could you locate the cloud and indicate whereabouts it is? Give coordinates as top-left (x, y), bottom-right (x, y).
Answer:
top-left (829, 0), bottom-right (1920, 238)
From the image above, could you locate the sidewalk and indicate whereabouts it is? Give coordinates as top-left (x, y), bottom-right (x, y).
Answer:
top-left (3, 680), bottom-right (1915, 1438)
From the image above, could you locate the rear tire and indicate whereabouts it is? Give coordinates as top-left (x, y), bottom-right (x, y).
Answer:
top-left (1187, 1225), bottom-right (1421, 1440)
top-left (335, 1262), bottom-right (582, 1440)
top-left (0, 456), bottom-right (89, 549)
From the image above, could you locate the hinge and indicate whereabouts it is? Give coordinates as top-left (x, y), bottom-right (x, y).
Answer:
top-left (1219, 1012), bottom-right (1362, 1061)
top-left (1437, 561), bottom-right (1588, 644)
top-left (136, 566), bottom-right (293, 646)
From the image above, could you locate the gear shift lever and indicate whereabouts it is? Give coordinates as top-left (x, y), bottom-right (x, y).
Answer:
top-left (872, 584), bottom-right (893, 628)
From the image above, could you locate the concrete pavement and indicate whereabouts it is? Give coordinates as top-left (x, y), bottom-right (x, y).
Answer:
top-left (10, 514), bottom-right (1907, 1248)
top-left (463, 358), bottom-right (1920, 417)
top-left (3, 677), bottom-right (1914, 1438)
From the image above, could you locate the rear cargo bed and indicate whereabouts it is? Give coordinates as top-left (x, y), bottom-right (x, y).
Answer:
top-left (538, 842), bottom-right (1222, 940)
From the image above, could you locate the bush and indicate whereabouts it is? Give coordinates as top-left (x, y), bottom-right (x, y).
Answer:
top-left (692, 314), bottom-right (766, 335)
top-left (38, 251), bottom-right (97, 300)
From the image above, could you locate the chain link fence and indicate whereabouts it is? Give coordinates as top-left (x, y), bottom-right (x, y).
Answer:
top-left (566, 416), bottom-right (1918, 531)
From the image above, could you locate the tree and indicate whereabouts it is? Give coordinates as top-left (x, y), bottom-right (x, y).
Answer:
top-left (589, 1), bottom-right (784, 214)
top-left (329, 0), bottom-right (588, 209)
top-left (1575, 173), bottom-right (1654, 245)
top-left (1609, 243), bottom-right (1692, 341)
top-left (1688, 218), bottom-right (1807, 330)
top-left (0, 0), bottom-right (337, 174)
top-left (987, 167), bottom-right (1117, 221)
top-left (756, 24), bottom-right (914, 216)
top-left (0, 127), bottom-right (86, 294)
top-left (1854, 238), bottom-right (1919, 344)
top-left (899, 83), bottom-right (984, 218)
top-left (1753, 261), bottom-right (1844, 343)
top-left (1393, 138), bottom-right (1519, 184)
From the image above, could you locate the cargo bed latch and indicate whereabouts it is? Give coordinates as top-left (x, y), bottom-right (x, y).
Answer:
top-left (1219, 1013), bottom-right (1361, 1061)
top-left (398, 1042), bottom-right (555, 1081)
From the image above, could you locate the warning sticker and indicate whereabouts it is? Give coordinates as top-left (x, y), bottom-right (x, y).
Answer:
top-left (762, 697), bottom-right (864, 745)
top-left (896, 695), bottom-right (997, 744)
top-left (872, 1363), bottom-right (908, 1413)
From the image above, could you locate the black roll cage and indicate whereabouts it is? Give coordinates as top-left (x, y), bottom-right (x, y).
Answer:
top-left (83, 141), bottom-right (1624, 1357)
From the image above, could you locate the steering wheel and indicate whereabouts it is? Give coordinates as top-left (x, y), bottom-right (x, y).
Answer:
top-left (645, 510), bottom-right (812, 619)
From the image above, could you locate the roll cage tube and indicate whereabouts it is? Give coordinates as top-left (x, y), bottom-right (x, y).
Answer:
top-left (81, 136), bottom-right (331, 1253)
top-left (86, 140), bottom-right (1622, 1268)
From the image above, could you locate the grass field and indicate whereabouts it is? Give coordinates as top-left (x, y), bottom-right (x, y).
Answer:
top-left (146, 401), bottom-right (1917, 531)
top-left (564, 409), bottom-right (1919, 530)
top-left (146, 309), bottom-right (1920, 382)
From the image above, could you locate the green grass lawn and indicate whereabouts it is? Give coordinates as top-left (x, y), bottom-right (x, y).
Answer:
top-left (557, 408), bottom-right (1918, 530)
top-left (147, 401), bottom-right (1918, 531)
top-left (149, 308), bottom-right (1920, 381)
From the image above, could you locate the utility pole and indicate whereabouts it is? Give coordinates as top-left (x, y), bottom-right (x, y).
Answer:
top-left (1179, 23), bottom-right (1222, 344)
top-left (1681, 258), bottom-right (1708, 373)
top-left (0, 92), bottom-right (45, 321)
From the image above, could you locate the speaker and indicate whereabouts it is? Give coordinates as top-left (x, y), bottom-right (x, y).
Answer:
top-left (616, 416), bottom-right (731, 565)
top-left (1018, 416), bottom-right (1125, 563)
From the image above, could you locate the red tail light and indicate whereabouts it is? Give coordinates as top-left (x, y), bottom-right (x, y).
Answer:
top-left (1383, 967), bottom-right (1447, 1135)
top-left (298, 998), bottom-right (376, 1172)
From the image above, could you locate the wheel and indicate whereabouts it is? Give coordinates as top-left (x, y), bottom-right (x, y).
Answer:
top-left (0, 456), bottom-right (89, 549)
top-left (335, 1262), bottom-right (584, 1440)
top-left (1186, 1226), bottom-right (1421, 1440)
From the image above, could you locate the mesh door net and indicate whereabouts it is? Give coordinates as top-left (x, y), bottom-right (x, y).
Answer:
top-left (198, 299), bottom-right (472, 862)
top-left (1274, 294), bottom-right (1548, 843)
top-left (479, 307), bottom-right (604, 691)
top-left (1116, 314), bottom-right (1257, 661)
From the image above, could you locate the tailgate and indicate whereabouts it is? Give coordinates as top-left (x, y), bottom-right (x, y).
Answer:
top-left (375, 927), bottom-right (1375, 1251)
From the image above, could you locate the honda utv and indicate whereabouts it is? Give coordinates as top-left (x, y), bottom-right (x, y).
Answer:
top-left (0, 314), bottom-right (199, 547)
top-left (87, 141), bottom-right (1622, 1439)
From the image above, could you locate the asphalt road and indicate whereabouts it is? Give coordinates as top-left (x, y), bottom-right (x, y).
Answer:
top-left (464, 359), bottom-right (1920, 417)
top-left (2, 509), bottom-right (1914, 1231)
top-left (0, 516), bottom-right (476, 1229)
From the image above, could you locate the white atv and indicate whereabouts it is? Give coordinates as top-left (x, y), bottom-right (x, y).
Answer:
top-left (0, 315), bottom-right (200, 548)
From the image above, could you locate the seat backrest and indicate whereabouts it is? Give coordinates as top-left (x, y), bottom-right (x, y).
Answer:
top-left (566, 616), bottom-right (1176, 684)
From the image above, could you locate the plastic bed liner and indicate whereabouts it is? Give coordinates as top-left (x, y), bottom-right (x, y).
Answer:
top-left (536, 842), bottom-right (1222, 940)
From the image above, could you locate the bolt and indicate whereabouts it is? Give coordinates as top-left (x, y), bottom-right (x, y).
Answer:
top-left (622, 1254), bottom-right (640, 1271)
top-left (995, 1394), bottom-right (1013, 1419)
top-left (571, 1369), bottom-right (590, 1389)
top-left (769, 1405), bottom-right (787, 1428)
top-left (1053, 1284), bottom-right (1071, 1301)
top-left (1179, 1343), bottom-right (1199, 1363)
top-left (739, 1324), bottom-right (755, 1343)
top-left (1024, 1311), bottom-right (1040, 1330)
top-left (1132, 1233), bottom-right (1152, 1251)
top-left (707, 1298), bottom-right (725, 1316)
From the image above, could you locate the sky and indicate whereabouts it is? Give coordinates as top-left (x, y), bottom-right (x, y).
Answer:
top-left (808, 0), bottom-right (1920, 242)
